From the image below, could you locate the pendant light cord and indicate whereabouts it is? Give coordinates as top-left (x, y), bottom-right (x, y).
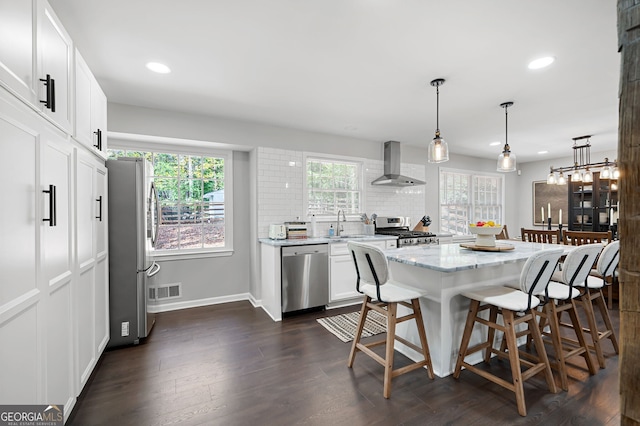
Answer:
top-left (436, 85), bottom-right (440, 132)
top-left (504, 104), bottom-right (508, 147)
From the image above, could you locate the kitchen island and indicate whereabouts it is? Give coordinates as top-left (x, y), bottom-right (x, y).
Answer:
top-left (384, 240), bottom-right (575, 377)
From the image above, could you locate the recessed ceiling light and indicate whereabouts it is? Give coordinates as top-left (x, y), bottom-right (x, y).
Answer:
top-left (528, 56), bottom-right (555, 70)
top-left (489, 141), bottom-right (501, 146)
top-left (146, 62), bottom-right (171, 74)
top-left (538, 150), bottom-right (549, 154)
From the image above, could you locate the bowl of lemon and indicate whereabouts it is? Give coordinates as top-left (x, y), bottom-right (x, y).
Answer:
top-left (468, 221), bottom-right (503, 247)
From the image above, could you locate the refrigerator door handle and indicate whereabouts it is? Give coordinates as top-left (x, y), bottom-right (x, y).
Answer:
top-left (146, 261), bottom-right (161, 278)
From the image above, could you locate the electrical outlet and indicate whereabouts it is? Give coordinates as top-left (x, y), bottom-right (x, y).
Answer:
top-left (121, 321), bottom-right (129, 337)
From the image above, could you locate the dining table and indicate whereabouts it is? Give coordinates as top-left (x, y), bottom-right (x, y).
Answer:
top-left (383, 240), bottom-right (577, 377)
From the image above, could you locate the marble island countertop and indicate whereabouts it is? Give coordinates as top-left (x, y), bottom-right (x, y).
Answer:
top-left (385, 240), bottom-right (574, 273)
top-left (259, 234), bottom-right (397, 246)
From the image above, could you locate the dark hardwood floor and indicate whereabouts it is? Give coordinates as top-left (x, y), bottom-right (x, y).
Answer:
top-left (69, 300), bottom-right (620, 425)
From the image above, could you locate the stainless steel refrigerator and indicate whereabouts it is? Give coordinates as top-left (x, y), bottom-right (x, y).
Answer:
top-left (107, 157), bottom-right (160, 347)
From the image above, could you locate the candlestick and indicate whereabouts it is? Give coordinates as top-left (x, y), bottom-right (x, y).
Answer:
top-left (558, 223), bottom-right (563, 242)
top-left (547, 203), bottom-right (551, 219)
top-left (547, 217), bottom-right (552, 230)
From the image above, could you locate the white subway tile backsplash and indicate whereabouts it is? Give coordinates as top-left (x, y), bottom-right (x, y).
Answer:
top-left (257, 147), bottom-right (429, 238)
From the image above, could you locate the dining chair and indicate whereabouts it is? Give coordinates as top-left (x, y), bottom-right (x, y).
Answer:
top-left (521, 228), bottom-right (561, 244)
top-left (562, 230), bottom-right (612, 246)
top-left (496, 224), bottom-right (510, 240)
top-left (346, 241), bottom-right (434, 398)
top-left (453, 248), bottom-right (563, 416)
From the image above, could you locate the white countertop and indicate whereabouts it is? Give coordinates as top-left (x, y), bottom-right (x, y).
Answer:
top-left (259, 235), bottom-right (397, 246)
top-left (385, 240), bottom-right (574, 273)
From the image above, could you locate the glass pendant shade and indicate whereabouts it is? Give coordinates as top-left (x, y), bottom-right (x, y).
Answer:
top-left (583, 168), bottom-right (593, 183)
top-left (428, 79), bottom-right (449, 163)
top-left (600, 165), bottom-right (611, 179)
top-left (547, 171), bottom-right (557, 184)
top-left (571, 171), bottom-right (583, 182)
top-left (496, 102), bottom-right (516, 172)
top-left (612, 165), bottom-right (620, 179)
top-left (497, 144), bottom-right (516, 172)
top-left (557, 172), bottom-right (567, 185)
top-left (428, 134), bottom-right (449, 163)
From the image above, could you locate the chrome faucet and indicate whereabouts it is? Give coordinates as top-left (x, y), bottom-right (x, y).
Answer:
top-left (336, 210), bottom-right (346, 236)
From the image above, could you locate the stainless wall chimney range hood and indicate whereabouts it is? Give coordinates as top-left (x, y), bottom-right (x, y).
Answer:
top-left (371, 141), bottom-right (426, 186)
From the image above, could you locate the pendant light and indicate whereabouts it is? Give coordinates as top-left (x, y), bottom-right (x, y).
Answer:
top-left (547, 166), bottom-right (557, 184)
top-left (428, 78), bottom-right (449, 163)
top-left (557, 171), bottom-right (567, 185)
top-left (497, 102), bottom-right (516, 172)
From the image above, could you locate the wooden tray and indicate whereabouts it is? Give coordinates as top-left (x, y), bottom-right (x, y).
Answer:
top-left (460, 243), bottom-right (515, 252)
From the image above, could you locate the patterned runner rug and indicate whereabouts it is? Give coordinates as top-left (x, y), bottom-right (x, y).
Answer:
top-left (316, 310), bottom-right (387, 343)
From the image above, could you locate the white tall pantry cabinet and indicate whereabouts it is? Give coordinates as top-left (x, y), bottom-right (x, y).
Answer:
top-left (0, 0), bottom-right (109, 422)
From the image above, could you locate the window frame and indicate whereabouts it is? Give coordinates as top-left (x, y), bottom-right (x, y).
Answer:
top-left (439, 167), bottom-right (505, 236)
top-left (108, 141), bottom-right (234, 260)
top-left (303, 152), bottom-right (365, 221)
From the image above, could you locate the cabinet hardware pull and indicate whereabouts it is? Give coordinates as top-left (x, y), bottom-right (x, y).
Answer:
top-left (43, 184), bottom-right (57, 226)
top-left (96, 196), bottom-right (103, 221)
top-left (39, 75), bottom-right (56, 112)
top-left (93, 129), bottom-right (102, 150)
top-left (39, 74), bottom-right (52, 110)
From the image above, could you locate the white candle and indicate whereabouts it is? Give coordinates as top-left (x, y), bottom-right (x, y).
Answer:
top-left (559, 209), bottom-right (562, 225)
top-left (541, 207), bottom-right (545, 223)
top-left (548, 203), bottom-right (551, 219)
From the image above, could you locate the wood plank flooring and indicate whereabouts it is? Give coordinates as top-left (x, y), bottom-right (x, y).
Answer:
top-left (68, 301), bottom-right (620, 425)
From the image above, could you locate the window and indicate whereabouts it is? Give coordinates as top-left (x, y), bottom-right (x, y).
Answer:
top-left (108, 148), bottom-right (231, 254)
top-left (439, 168), bottom-right (504, 235)
top-left (306, 157), bottom-right (362, 217)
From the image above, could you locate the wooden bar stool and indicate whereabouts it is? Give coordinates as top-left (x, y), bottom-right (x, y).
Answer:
top-left (535, 244), bottom-right (602, 390)
top-left (573, 241), bottom-right (620, 368)
top-left (346, 241), bottom-right (434, 399)
top-left (454, 248), bottom-right (563, 416)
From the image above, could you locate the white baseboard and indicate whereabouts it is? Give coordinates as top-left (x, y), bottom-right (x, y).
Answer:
top-left (148, 293), bottom-right (255, 313)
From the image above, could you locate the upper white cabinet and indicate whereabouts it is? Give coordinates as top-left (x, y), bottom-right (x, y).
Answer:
top-left (0, 0), bottom-right (37, 104)
top-left (75, 50), bottom-right (107, 157)
top-left (36, 0), bottom-right (73, 133)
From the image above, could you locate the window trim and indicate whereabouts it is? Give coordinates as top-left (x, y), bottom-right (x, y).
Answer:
top-left (439, 167), bottom-right (505, 236)
top-left (303, 152), bottom-right (365, 222)
top-left (108, 140), bottom-right (234, 258)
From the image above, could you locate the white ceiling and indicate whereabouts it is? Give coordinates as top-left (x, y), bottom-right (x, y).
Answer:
top-left (50, 0), bottom-right (620, 163)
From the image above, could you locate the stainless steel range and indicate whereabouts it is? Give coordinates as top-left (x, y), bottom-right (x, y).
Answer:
top-left (374, 216), bottom-right (438, 247)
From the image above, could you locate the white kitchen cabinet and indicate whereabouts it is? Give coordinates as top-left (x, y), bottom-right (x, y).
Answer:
top-left (41, 112), bottom-right (75, 413)
top-left (0, 0), bottom-right (37, 104)
top-left (0, 89), bottom-right (75, 414)
top-left (36, 0), bottom-right (73, 133)
top-left (75, 150), bottom-right (109, 389)
top-left (329, 240), bottom-right (389, 302)
top-left (75, 49), bottom-right (107, 157)
top-left (0, 0), bottom-right (109, 411)
top-left (0, 89), bottom-right (43, 406)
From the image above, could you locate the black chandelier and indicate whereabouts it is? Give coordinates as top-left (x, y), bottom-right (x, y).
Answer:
top-left (546, 135), bottom-right (619, 185)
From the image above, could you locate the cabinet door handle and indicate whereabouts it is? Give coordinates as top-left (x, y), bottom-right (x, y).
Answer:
top-left (39, 74), bottom-right (52, 110)
top-left (96, 195), bottom-right (103, 221)
top-left (93, 129), bottom-right (102, 150)
top-left (50, 77), bottom-right (56, 112)
top-left (43, 184), bottom-right (57, 227)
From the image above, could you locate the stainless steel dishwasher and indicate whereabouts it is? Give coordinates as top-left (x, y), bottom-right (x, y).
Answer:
top-left (281, 244), bottom-right (329, 313)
